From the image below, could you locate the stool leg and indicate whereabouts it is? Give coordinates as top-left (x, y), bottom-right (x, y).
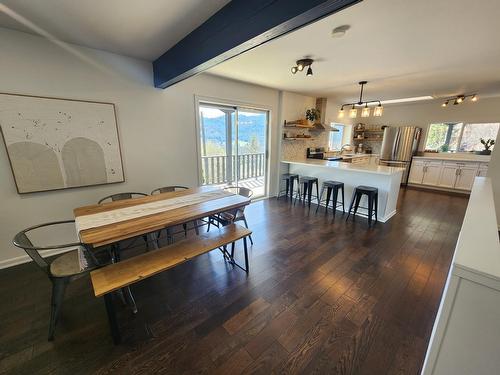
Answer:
top-left (374, 193), bottom-right (378, 223)
top-left (290, 178), bottom-right (296, 202)
top-left (294, 183), bottom-right (301, 205)
top-left (341, 186), bottom-right (345, 213)
top-left (368, 194), bottom-right (373, 226)
top-left (315, 181), bottom-right (320, 207)
top-left (316, 186), bottom-right (325, 213)
top-left (306, 182), bottom-right (311, 208)
top-left (332, 187), bottom-right (339, 218)
top-left (285, 179), bottom-right (290, 200)
top-left (352, 193), bottom-right (362, 217)
top-left (346, 191), bottom-right (357, 221)
top-left (325, 187), bottom-right (332, 212)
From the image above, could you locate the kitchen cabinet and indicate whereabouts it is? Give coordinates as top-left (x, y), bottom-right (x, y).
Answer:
top-left (408, 162), bottom-right (424, 184)
top-left (409, 157), bottom-right (490, 193)
top-left (422, 163), bottom-right (442, 186)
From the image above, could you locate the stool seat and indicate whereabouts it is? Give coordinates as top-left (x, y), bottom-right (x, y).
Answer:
top-left (356, 185), bottom-right (378, 193)
top-left (324, 180), bottom-right (344, 188)
top-left (281, 173), bottom-right (298, 179)
top-left (299, 176), bottom-right (318, 182)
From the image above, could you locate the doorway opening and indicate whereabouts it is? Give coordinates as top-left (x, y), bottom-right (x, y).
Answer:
top-left (197, 102), bottom-right (269, 198)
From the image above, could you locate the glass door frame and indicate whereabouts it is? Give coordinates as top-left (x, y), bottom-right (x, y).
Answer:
top-left (194, 95), bottom-right (271, 198)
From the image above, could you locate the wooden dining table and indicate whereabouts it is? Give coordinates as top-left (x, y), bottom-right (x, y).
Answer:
top-left (74, 186), bottom-right (251, 251)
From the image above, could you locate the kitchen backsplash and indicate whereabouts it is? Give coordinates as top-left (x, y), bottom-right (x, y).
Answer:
top-left (281, 129), bottom-right (330, 160)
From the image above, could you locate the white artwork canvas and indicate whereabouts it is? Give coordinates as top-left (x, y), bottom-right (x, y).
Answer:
top-left (0, 93), bottom-right (124, 193)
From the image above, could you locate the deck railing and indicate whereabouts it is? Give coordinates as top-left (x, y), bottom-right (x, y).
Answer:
top-left (201, 153), bottom-right (265, 185)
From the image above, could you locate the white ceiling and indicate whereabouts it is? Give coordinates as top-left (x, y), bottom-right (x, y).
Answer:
top-left (209, 0), bottom-right (500, 102)
top-left (0, 0), bottom-right (230, 60)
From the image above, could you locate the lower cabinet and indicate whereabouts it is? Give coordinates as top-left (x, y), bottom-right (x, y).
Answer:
top-left (409, 158), bottom-right (488, 192)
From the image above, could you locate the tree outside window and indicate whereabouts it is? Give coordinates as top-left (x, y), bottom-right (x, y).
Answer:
top-left (425, 122), bottom-right (498, 152)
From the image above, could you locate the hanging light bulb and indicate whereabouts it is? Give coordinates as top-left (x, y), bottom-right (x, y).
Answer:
top-left (291, 66), bottom-right (298, 74)
top-left (373, 104), bottom-right (383, 117)
top-left (471, 94), bottom-right (478, 102)
top-left (338, 107), bottom-right (345, 118)
top-left (361, 104), bottom-right (370, 117)
top-left (349, 105), bottom-right (358, 118)
top-left (306, 66), bottom-right (313, 76)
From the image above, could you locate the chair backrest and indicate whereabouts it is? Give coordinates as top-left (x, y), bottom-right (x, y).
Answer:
top-left (224, 186), bottom-right (253, 199)
top-left (98, 192), bottom-right (148, 204)
top-left (12, 220), bottom-right (82, 276)
top-left (150, 186), bottom-right (189, 195)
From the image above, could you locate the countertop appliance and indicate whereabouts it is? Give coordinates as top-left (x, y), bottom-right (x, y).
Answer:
top-left (306, 147), bottom-right (343, 161)
top-left (379, 126), bottom-right (422, 184)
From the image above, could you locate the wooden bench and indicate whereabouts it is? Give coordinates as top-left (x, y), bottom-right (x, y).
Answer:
top-left (90, 223), bottom-right (252, 344)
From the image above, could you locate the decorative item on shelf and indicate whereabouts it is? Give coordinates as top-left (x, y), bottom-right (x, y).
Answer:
top-left (476, 138), bottom-right (495, 155)
top-left (441, 93), bottom-right (477, 107)
top-left (305, 108), bottom-right (320, 125)
top-left (338, 81), bottom-right (383, 119)
top-left (291, 58), bottom-right (314, 76)
top-left (355, 123), bottom-right (365, 131)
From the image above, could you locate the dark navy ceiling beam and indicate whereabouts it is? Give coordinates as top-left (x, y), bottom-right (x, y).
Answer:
top-left (153, 0), bottom-right (361, 89)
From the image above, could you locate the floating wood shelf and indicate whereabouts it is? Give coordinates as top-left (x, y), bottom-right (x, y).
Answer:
top-left (283, 137), bottom-right (314, 141)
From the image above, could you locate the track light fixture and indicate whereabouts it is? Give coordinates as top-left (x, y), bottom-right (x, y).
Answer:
top-left (441, 94), bottom-right (477, 107)
top-left (338, 81), bottom-right (383, 118)
top-left (291, 58), bottom-right (314, 77)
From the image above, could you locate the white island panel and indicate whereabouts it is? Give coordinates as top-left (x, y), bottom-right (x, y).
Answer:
top-left (281, 159), bottom-right (404, 222)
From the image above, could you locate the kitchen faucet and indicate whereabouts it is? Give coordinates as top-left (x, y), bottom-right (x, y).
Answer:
top-left (340, 144), bottom-right (353, 154)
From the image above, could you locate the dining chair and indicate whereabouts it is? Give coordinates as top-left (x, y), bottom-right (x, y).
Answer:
top-left (97, 192), bottom-right (152, 249)
top-left (12, 220), bottom-right (99, 341)
top-left (208, 186), bottom-right (254, 245)
top-left (150, 185), bottom-right (199, 242)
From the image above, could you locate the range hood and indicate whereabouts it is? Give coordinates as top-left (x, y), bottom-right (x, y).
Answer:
top-left (314, 98), bottom-right (338, 131)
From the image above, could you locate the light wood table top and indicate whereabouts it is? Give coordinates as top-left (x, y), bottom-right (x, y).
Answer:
top-left (74, 186), bottom-right (250, 248)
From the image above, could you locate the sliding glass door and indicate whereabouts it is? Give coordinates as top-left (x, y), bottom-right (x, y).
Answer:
top-left (198, 102), bottom-right (268, 197)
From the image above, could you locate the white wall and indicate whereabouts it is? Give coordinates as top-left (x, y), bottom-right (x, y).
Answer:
top-left (0, 28), bottom-right (281, 268)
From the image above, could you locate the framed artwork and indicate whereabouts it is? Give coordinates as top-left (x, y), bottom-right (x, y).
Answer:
top-left (0, 93), bottom-right (124, 193)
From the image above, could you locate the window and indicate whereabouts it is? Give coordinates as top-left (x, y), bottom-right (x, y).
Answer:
top-left (425, 122), bottom-right (499, 152)
top-left (329, 124), bottom-right (345, 150)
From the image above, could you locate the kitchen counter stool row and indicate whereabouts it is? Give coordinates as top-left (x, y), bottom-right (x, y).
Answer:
top-left (278, 173), bottom-right (378, 225)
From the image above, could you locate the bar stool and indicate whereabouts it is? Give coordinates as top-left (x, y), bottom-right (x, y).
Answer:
top-left (295, 176), bottom-right (320, 209)
top-left (316, 181), bottom-right (345, 217)
top-left (346, 185), bottom-right (378, 226)
top-left (277, 173), bottom-right (299, 201)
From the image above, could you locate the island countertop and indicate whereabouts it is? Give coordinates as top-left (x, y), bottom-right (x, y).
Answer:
top-left (281, 158), bottom-right (404, 176)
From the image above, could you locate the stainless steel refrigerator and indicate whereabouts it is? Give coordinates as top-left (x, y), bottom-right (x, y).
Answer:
top-left (379, 126), bottom-right (422, 184)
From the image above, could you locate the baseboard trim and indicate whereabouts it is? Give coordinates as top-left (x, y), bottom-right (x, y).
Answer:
top-left (0, 248), bottom-right (72, 270)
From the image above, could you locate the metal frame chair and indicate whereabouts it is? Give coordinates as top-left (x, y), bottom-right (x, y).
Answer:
top-left (150, 186), bottom-right (199, 242)
top-left (12, 220), bottom-right (98, 341)
top-left (208, 186), bottom-right (254, 245)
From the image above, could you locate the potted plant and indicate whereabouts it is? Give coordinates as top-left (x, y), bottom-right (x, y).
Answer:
top-left (305, 108), bottom-right (320, 125)
top-left (476, 138), bottom-right (495, 155)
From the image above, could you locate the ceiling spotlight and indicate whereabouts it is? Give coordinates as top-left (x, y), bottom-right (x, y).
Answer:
top-left (441, 94), bottom-right (478, 108)
top-left (456, 96), bottom-right (464, 103)
top-left (442, 100), bottom-right (449, 107)
top-left (331, 25), bottom-right (350, 38)
top-left (453, 98), bottom-right (459, 105)
top-left (471, 95), bottom-right (478, 102)
top-left (290, 58), bottom-right (314, 77)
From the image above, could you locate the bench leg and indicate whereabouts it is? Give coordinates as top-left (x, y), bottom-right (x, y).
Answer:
top-left (104, 294), bottom-right (121, 345)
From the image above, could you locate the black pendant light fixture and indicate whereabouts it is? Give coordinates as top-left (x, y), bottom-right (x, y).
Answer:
top-left (441, 94), bottom-right (477, 107)
top-left (338, 81), bottom-right (383, 119)
top-left (291, 58), bottom-right (314, 76)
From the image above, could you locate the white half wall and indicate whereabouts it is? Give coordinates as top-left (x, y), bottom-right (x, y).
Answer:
top-left (0, 27), bottom-right (280, 268)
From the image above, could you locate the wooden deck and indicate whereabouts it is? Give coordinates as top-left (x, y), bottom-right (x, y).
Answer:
top-left (0, 187), bottom-right (468, 374)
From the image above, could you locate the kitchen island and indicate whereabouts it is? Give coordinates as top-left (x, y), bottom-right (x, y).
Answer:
top-left (282, 159), bottom-right (404, 222)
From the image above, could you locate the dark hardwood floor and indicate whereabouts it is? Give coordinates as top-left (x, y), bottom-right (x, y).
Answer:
top-left (0, 188), bottom-right (468, 374)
